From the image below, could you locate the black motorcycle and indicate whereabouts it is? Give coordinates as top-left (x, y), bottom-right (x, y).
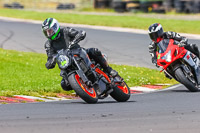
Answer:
top-left (54, 46), bottom-right (130, 103)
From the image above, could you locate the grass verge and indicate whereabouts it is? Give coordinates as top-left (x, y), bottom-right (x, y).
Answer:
top-left (0, 48), bottom-right (177, 97)
top-left (0, 9), bottom-right (200, 34)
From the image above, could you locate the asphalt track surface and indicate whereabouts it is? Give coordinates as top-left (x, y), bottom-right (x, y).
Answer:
top-left (1, 19), bottom-right (200, 133)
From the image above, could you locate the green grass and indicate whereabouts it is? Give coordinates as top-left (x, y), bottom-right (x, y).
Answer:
top-left (0, 48), bottom-right (177, 97)
top-left (110, 64), bottom-right (177, 87)
top-left (0, 9), bottom-right (200, 34)
top-left (0, 48), bottom-right (69, 97)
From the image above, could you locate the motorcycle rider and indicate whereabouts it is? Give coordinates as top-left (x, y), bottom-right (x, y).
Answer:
top-left (42, 18), bottom-right (117, 91)
top-left (148, 23), bottom-right (200, 78)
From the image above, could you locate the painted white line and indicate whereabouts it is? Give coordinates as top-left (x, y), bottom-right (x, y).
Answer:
top-left (131, 84), bottom-right (182, 96)
top-left (130, 86), bottom-right (156, 92)
top-left (14, 95), bottom-right (71, 102)
top-left (130, 84), bottom-right (182, 94)
top-left (156, 84), bottom-right (182, 92)
top-left (0, 16), bottom-right (200, 40)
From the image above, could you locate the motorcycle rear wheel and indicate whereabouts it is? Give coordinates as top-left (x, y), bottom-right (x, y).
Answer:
top-left (110, 79), bottom-right (130, 102)
top-left (175, 68), bottom-right (199, 92)
top-left (68, 73), bottom-right (98, 103)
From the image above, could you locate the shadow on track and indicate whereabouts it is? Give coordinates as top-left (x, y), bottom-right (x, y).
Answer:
top-left (170, 89), bottom-right (200, 93)
top-left (55, 100), bottom-right (136, 105)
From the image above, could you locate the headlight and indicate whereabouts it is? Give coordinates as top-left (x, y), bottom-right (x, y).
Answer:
top-left (57, 55), bottom-right (69, 69)
top-left (161, 50), bottom-right (172, 62)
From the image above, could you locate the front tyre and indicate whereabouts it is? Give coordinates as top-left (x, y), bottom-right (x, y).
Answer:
top-left (175, 68), bottom-right (199, 92)
top-left (68, 73), bottom-right (98, 103)
top-left (110, 78), bottom-right (130, 102)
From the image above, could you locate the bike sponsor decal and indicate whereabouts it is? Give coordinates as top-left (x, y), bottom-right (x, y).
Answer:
top-left (157, 54), bottom-right (161, 59)
top-left (187, 55), bottom-right (190, 60)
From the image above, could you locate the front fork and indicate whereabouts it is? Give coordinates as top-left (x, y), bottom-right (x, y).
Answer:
top-left (162, 69), bottom-right (174, 79)
top-left (73, 56), bottom-right (92, 86)
top-left (72, 48), bottom-right (99, 87)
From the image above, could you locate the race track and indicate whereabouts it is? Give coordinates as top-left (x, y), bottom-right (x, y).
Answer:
top-left (1, 85), bottom-right (200, 133)
top-left (0, 19), bottom-right (200, 133)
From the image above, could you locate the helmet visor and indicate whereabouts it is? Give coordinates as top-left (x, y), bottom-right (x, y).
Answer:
top-left (149, 28), bottom-right (163, 42)
top-left (149, 32), bottom-right (159, 42)
top-left (46, 28), bottom-right (55, 37)
top-left (43, 29), bottom-right (54, 39)
top-left (43, 23), bottom-right (58, 39)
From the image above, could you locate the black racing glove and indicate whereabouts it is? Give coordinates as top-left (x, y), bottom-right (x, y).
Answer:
top-left (45, 56), bottom-right (56, 69)
top-left (71, 30), bottom-right (86, 45)
top-left (178, 38), bottom-right (188, 47)
top-left (178, 41), bottom-right (186, 47)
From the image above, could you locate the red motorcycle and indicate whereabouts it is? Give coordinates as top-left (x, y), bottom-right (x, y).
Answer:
top-left (156, 39), bottom-right (200, 92)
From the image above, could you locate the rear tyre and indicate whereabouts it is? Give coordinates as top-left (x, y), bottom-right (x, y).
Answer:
top-left (175, 68), bottom-right (199, 92)
top-left (68, 73), bottom-right (98, 103)
top-left (110, 80), bottom-right (130, 102)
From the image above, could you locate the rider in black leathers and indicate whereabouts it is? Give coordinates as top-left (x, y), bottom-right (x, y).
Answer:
top-left (42, 18), bottom-right (117, 91)
top-left (148, 23), bottom-right (200, 78)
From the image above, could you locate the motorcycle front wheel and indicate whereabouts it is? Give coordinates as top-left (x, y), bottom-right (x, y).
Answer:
top-left (175, 68), bottom-right (199, 92)
top-left (68, 73), bottom-right (98, 103)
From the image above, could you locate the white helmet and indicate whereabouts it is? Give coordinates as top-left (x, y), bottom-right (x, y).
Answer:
top-left (42, 18), bottom-right (60, 40)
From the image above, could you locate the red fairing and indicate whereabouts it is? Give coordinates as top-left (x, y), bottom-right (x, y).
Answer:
top-left (156, 39), bottom-right (187, 70)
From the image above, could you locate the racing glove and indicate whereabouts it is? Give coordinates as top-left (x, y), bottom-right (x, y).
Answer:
top-left (45, 56), bottom-right (56, 69)
top-left (70, 30), bottom-right (86, 45)
top-left (178, 41), bottom-right (186, 47)
top-left (178, 38), bottom-right (188, 47)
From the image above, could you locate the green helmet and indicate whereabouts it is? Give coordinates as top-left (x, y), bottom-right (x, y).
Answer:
top-left (42, 18), bottom-right (60, 40)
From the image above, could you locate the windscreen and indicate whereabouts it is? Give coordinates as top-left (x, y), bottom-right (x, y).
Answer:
top-left (157, 39), bottom-right (170, 53)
